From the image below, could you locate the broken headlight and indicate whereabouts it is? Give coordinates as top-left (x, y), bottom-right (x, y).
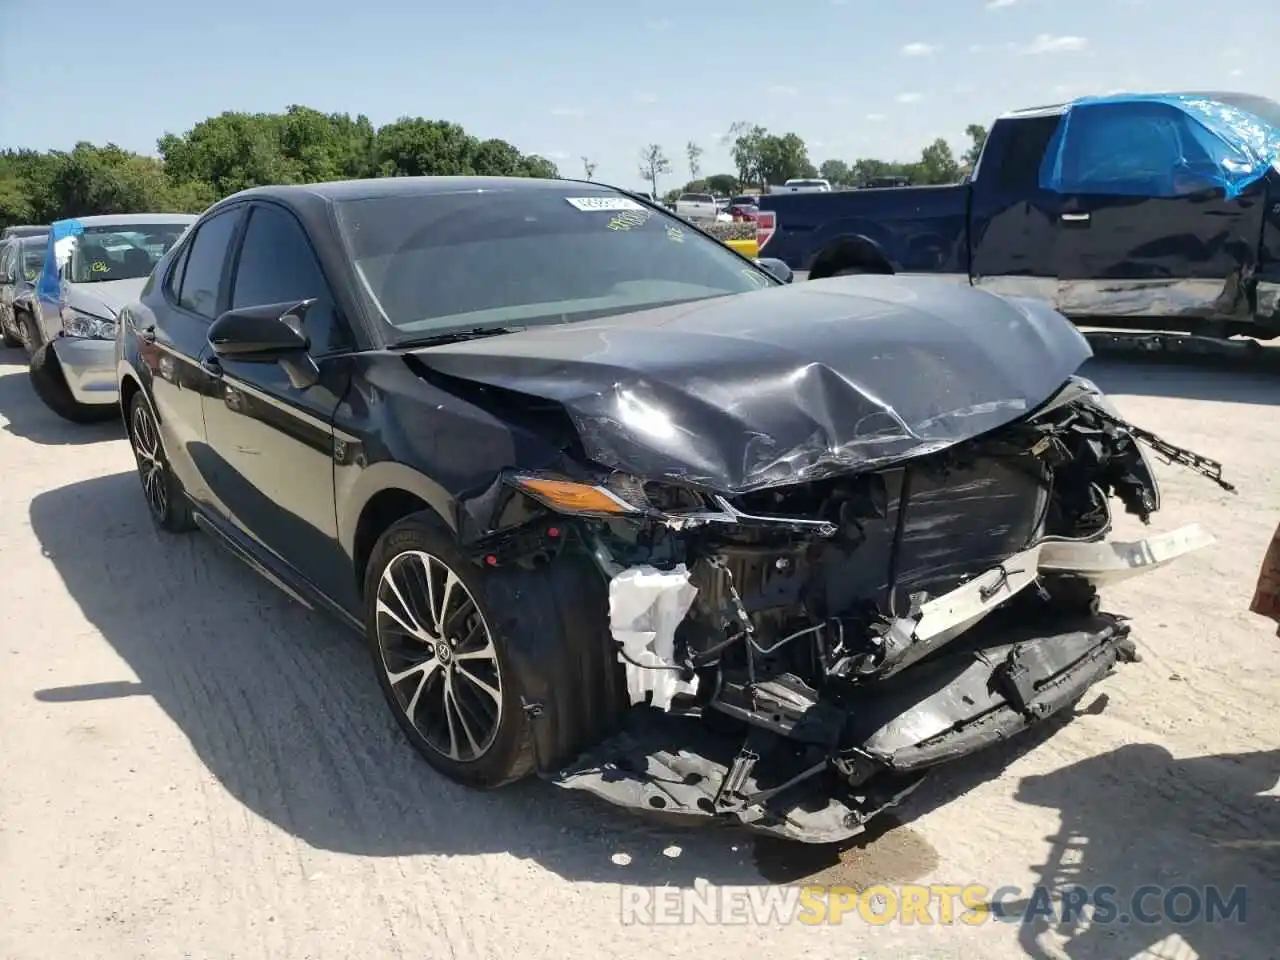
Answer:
top-left (1072, 375), bottom-right (1162, 513)
top-left (508, 473), bottom-right (709, 519)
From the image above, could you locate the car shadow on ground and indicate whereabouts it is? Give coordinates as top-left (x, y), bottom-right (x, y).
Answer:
top-left (27, 471), bottom-right (1280, 945)
top-left (1080, 353), bottom-right (1280, 407)
top-left (0, 365), bottom-right (124, 444)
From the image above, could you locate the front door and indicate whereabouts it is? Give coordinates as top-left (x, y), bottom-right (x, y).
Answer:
top-left (1050, 99), bottom-right (1267, 325)
top-left (199, 200), bottom-right (355, 607)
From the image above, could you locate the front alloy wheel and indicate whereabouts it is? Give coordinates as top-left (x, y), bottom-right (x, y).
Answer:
top-left (128, 392), bottom-right (194, 533)
top-left (374, 550), bottom-right (504, 763)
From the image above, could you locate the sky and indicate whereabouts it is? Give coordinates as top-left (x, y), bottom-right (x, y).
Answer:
top-left (2, 0), bottom-right (1277, 191)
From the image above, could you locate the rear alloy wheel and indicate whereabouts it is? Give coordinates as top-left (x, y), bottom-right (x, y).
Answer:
top-left (366, 516), bottom-right (536, 789)
top-left (128, 392), bottom-right (195, 533)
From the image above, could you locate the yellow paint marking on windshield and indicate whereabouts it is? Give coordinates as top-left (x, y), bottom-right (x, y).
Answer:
top-left (90, 260), bottom-right (110, 274)
top-left (24, 270), bottom-right (36, 280)
top-left (607, 210), bottom-right (651, 231)
top-left (666, 225), bottom-right (685, 243)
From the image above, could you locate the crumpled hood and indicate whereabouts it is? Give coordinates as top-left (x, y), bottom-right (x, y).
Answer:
top-left (410, 275), bottom-right (1093, 493)
top-left (66, 277), bottom-right (147, 318)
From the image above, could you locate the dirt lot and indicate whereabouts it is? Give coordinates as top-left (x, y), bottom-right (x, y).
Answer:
top-left (0, 345), bottom-right (1276, 960)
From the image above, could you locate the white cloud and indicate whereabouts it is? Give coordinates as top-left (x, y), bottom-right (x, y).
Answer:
top-left (633, 92), bottom-right (658, 104)
top-left (1020, 34), bottom-right (1088, 55)
top-left (550, 106), bottom-right (584, 117)
top-left (767, 84), bottom-right (798, 96)
top-left (901, 42), bottom-right (938, 56)
top-left (866, 113), bottom-right (887, 121)
top-left (896, 92), bottom-right (923, 104)
top-left (985, 0), bottom-right (1018, 7)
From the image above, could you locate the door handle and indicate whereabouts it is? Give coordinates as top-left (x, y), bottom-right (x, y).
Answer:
top-left (1060, 212), bottom-right (1091, 222)
top-left (201, 356), bottom-right (223, 377)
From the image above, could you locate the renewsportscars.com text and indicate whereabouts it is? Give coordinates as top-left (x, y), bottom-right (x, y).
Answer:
top-left (620, 881), bottom-right (1248, 926)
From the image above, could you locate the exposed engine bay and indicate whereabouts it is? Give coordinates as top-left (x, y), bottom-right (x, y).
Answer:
top-left (480, 375), bottom-right (1232, 844)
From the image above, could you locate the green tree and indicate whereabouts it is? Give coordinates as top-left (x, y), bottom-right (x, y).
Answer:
top-left (916, 138), bottom-right (961, 184)
top-left (727, 122), bottom-right (766, 186)
top-left (961, 124), bottom-right (988, 171)
top-left (686, 140), bottom-right (703, 181)
top-left (756, 132), bottom-right (812, 185)
top-left (705, 173), bottom-right (739, 195)
top-left (819, 159), bottom-right (851, 186)
top-left (638, 144), bottom-right (671, 197)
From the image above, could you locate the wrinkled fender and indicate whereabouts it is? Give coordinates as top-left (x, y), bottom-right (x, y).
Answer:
top-left (336, 458), bottom-right (459, 560)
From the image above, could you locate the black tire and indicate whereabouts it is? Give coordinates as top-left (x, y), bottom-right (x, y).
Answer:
top-left (18, 310), bottom-right (40, 355)
top-left (28, 343), bottom-right (119, 424)
top-left (363, 513), bottom-right (628, 789)
top-left (127, 390), bottom-right (196, 533)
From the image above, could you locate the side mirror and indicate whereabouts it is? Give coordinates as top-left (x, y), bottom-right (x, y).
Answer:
top-left (208, 300), bottom-right (313, 358)
top-left (754, 257), bottom-right (793, 284)
top-left (208, 299), bottom-right (319, 390)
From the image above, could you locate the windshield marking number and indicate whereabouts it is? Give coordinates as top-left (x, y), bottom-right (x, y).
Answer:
top-left (565, 196), bottom-right (646, 212)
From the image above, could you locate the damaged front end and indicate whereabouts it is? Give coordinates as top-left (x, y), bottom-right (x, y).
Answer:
top-left (472, 376), bottom-right (1231, 844)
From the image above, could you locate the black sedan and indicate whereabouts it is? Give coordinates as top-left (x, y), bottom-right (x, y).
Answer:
top-left (116, 175), bottom-right (1225, 843)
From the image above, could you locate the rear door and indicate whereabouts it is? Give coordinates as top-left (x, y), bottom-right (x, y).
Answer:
top-left (147, 203), bottom-right (246, 506)
top-left (1050, 99), bottom-right (1266, 323)
top-left (198, 199), bottom-right (355, 605)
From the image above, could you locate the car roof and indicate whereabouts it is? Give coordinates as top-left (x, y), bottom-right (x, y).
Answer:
top-left (61, 212), bottom-right (200, 227)
top-left (999, 89), bottom-right (1263, 120)
top-left (225, 176), bottom-right (606, 205)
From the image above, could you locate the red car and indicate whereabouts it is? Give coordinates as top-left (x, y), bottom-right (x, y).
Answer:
top-left (728, 195), bottom-right (760, 221)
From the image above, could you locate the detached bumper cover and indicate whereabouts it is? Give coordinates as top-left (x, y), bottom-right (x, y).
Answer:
top-left (50, 336), bottom-right (117, 405)
top-left (549, 614), bottom-right (1135, 844)
top-left (547, 523), bottom-right (1211, 844)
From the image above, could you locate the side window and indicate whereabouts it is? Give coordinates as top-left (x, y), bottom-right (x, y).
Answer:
top-left (1051, 103), bottom-right (1188, 196)
top-left (230, 203), bottom-right (348, 355)
top-left (992, 116), bottom-right (1061, 192)
top-left (177, 208), bottom-right (240, 319)
top-left (164, 241), bottom-right (190, 302)
top-left (0, 243), bottom-right (13, 282)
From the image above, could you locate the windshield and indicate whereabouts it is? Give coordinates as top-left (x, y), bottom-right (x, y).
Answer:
top-left (21, 241), bottom-right (48, 280)
top-left (69, 224), bottom-right (189, 283)
top-left (333, 188), bottom-right (775, 338)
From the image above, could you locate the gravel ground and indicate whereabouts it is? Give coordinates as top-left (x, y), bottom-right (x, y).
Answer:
top-left (0, 344), bottom-right (1276, 960)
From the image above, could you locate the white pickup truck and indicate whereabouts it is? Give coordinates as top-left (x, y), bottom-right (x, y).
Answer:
top-left (674, 192), bottom-right (723, 221)
top-left (774, 178), bottom-right (833, 194)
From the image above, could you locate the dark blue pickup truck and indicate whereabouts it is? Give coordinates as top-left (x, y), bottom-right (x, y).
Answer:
top-left (756, 91), bottom-right (1280, 341)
